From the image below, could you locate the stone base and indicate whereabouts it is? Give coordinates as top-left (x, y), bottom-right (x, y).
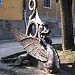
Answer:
top-left (0, 62), bottom-right (72, 75)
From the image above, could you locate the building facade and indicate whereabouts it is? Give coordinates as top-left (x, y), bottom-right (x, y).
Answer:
top-left (0, 0), bottom-right (75, 40)
top-left (0, 0), bottom-right (24, 40)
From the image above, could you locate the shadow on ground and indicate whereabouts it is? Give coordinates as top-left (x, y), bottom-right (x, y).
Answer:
top-left (60, 63), bottom-right (75, 75)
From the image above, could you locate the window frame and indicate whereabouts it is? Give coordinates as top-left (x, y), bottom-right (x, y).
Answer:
top-left (43, 0), bottom-right (52, 9)
top-left (0, 0), bottom-right (2, 6)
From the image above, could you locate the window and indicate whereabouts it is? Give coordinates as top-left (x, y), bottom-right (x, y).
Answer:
top-left (43, 0), bottom-right (52, 9)
top-left (0, 0), bottom-right (2, 6)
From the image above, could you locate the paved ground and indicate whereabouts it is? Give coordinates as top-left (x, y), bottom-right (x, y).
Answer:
top-left (0, 40), bottom-right (24, 60)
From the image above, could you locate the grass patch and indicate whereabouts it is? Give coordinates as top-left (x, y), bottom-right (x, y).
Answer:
top-left (57, 50), bottom-right (75, 63)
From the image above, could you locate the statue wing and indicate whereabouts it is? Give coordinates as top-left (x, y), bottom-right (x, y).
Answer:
top-left (20, 37), bottom-right (48, 62)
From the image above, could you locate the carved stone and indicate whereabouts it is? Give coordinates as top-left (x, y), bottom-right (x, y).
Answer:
top-left (1, 0), bottom-right (60, 74)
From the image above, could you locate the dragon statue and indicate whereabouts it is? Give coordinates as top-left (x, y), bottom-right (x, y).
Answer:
top-left (1, 0), bottom-right (60, 74)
